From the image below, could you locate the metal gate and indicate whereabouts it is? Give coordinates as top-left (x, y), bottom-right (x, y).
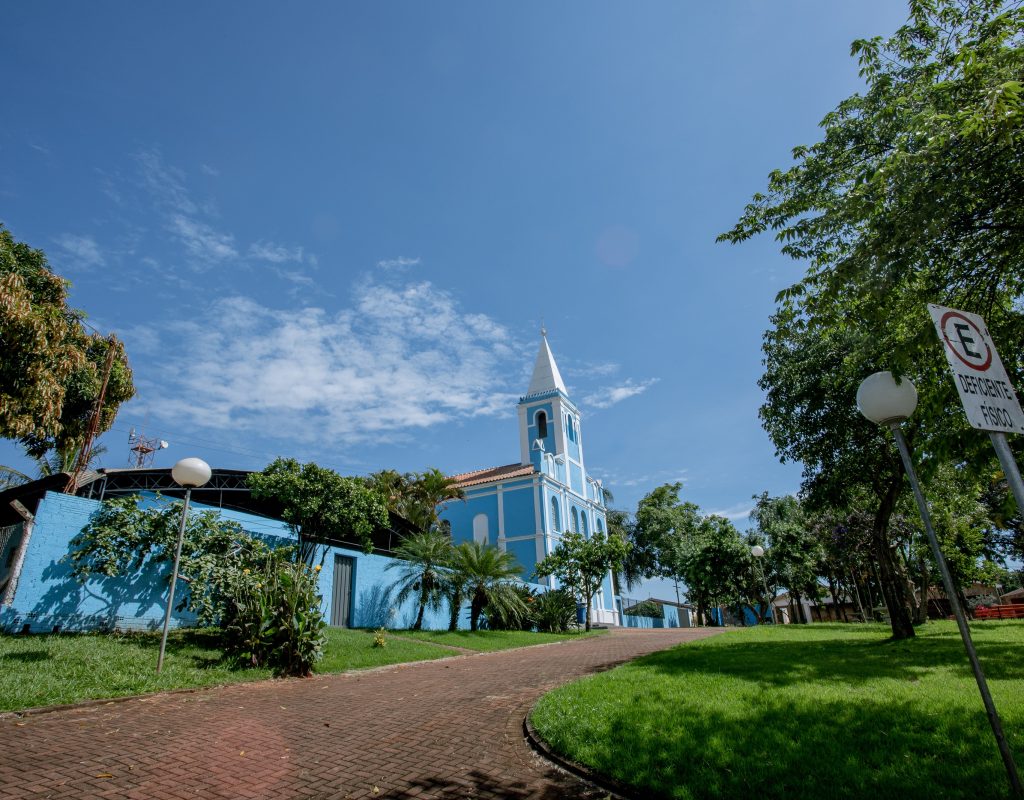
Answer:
top-left (331, 555), bottom-right (354, 627)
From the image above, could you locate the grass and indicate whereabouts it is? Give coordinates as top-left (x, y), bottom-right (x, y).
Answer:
top-left (0, 626), bottom-right (453, 713)
top-left (530, 621), bottom-right (1024, 800)
top-left (391, 628), bottom-right (606, 652)
top-left (0, 625), bottom-right (594, 712)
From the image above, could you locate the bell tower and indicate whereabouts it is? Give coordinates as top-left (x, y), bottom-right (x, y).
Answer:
top-left (517, 330), bottom-right (586, 493)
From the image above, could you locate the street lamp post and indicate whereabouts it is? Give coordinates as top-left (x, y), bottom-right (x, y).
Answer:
top-left (157, 457), bottom-right (212, 674)
top-left (751, 545), bottom-right (771, 623)
top-left (857, 371), bottom-right (1021, 797)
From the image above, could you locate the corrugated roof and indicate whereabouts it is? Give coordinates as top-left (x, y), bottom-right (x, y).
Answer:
top-left (450, 462), bottom-right (535, 488)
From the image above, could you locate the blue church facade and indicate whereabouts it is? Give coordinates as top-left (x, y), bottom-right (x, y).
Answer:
top-left (439, 331), bottom-right (621, 626)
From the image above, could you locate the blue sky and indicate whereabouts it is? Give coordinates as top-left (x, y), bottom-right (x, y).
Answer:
top-left (2, 3), bottom-right (909, 596)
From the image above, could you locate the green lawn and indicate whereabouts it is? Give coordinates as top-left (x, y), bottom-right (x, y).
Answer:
top-left (0, 626), bottom-right (596, 712)
top-left (530, 622), bottom-right (1024, 800)
top-left (392, 628), bottom-right (605, 652)
top-left (0, 626), bottom-right (453, 713)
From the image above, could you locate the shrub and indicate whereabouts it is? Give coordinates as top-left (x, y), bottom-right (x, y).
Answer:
top-left (484, 583), bottom-right (537, 630)
top-left (221, 557), bottom-right (326, 676)
top-left (530, 588), bottom-right (579, 633)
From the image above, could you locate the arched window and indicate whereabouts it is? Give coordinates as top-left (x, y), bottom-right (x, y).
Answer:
top-left (596, 517), bottom-right (604, 533)
top-left (473, 514), bottom-right (489, 545)
top-left (550, 497), bottom-right (561, 532)
top-left (571, 507), bottom-right (579, 534)
top-left (536, 411), bottom-right (548, 439)
top-left (581, 513), bottom-right (589, 537)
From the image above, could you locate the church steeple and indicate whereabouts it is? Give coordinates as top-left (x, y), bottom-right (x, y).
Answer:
top-left (526, 327), bottom-right (568, 397)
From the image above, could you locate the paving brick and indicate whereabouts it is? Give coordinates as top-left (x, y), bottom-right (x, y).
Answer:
top-left (0, 628), bottom-right (720, 798)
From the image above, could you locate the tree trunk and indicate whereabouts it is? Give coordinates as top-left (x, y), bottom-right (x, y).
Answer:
top-left (873, 478), bottom-right (915, 639)
top-left (849, 569), bottom-right (867, 622)
top-left (585, 598), bottom-right (592, 632)
top-left (791, 591), bottom-right (805, 623)
top-left (413, 593), bottom-right (426, 631)
top-left (448, 590), bottom-right (462, 632)
top-left (470, 589), bottom-right (485, 631)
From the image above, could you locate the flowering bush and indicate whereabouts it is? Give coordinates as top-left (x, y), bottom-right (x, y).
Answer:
top-left (221, 556), bottom-right (326, 676)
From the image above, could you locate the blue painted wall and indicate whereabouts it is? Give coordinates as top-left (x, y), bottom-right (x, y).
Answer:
top-left (1, 491), bottom-right (486, 634)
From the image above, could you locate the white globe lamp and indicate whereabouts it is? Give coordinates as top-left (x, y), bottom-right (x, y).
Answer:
top-left (856, 371), bottom-right (918, 425)
top-left (171, 457), bottom-right (212, 488)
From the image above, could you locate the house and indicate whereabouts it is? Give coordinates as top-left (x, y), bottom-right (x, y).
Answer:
top-left (439, 330), bottom-right (620, 626)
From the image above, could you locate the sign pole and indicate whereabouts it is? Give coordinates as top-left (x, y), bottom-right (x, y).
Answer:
top-left (989, 432), bottom-right (1024, 516)
top-left (891, 425), bottom-right (1022, 797)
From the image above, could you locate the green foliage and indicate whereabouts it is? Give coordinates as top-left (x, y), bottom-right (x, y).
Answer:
top-left (450, 540), bottom-right (526, 632)
top-left (0, 225), bottom-right (134, 453)
top-left (484, 582), bottom-right (536, 631)
top-left (365, 467), bottom-right (465, 533)
top-left (623, 599), bottom-right (664, 619)
top-left (529, 587), bottom-right (579, 633)
top-left (535, 530), bottom-right (629, 631)
top-left (248, 458), bottom-right (389, 560)
top-left (68, 494), bottom-right (282, 626)
top-left (386, 529), bottom-right (453, 631)
top-left (221, 558), bottom-right (326, 676)
top-left (718, 1), bottom-right (1024, 638)
top-left (372, 627), bottom-right (387, 648)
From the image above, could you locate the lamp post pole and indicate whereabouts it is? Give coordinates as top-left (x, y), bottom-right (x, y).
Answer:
top-left (157, 458), bottom-right (212, 675)
top-left (751, 545), bottom-right (770, 623)
top-left (859, 372), bottom-right (1021, 797)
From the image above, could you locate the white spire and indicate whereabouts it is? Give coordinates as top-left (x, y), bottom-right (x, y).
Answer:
top-left (527, 328), bottom-right (567, 396)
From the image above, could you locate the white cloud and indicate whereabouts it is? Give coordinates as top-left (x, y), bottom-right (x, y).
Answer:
top-left (135, 149), bottom-right (197, 215)
top-left (200, 164), bottom-right (220, 177)
top-left (55, 234), bottom-right (104, 268)
top-left (377, 256), bottom-right (420, 271)
top-left (583, 378), bottom-right (659, 409)
top-left (566, 361), bottom-right (620, 379)
top-left (169, 215), bottom-right (238, 262)
top-left (144, 278), bottom-right (522, 447)
top-left (248, 241), bottom-right (305, 264)
top-left (706, 502), bottom-right (754, 522)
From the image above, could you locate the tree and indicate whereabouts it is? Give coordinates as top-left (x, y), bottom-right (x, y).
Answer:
top-left (664, 515), bottom-right (749, 626)
top-left (20, 335), bottom-right (133, 466)
top-left (385, 529), bottom-right (453, 631)
top-left (364, 467), bottom-right (465, 534)
top-left (535, 530), bottom-right (629, 632)
top-left (68, 494), bottom-right (282, 626)
top-left (450, 540), bottom-right (526, 632)
top-left (248, 458), bottom-right (389, 562)
top-left (720, 0), bottom-right (1024, 639)
top-left (750, 494), bottom-right (823, 623)
top-left (0, 225), bottom-right (134, 454)
top-left (628, 483), bottom-right (707, 618)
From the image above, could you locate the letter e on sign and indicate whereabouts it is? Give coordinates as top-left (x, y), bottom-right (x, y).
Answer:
top-left (928, 304), bottom-right (1024, 433)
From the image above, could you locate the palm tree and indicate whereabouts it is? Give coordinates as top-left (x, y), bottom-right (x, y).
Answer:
top-left (450, 541), bottom-right (526, 631)
top-left (404, 468), bottom-right (465, 532)
top-left (34, 443), bottom-right (107, 477)
top-left (385, 530), bottom-right (453, 630)
top-left (443, 567), bottom-right (469, 632)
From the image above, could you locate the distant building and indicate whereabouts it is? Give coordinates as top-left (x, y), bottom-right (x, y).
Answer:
top-left (440, 330), bottom-right (620, 625)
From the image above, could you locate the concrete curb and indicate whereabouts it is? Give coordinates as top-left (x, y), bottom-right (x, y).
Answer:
top-left (523, 713), bottom-right (642, 800)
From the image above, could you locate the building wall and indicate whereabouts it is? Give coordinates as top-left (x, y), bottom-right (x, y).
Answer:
top-left (0, 491), bottom-right (475, 634)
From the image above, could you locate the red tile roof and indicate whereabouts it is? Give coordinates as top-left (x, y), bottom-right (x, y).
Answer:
top-left (449, 462), bottom-right (535, 488)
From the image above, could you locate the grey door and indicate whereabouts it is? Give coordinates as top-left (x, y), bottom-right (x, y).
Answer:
top-left (331, 555), bottom-right (354, 627)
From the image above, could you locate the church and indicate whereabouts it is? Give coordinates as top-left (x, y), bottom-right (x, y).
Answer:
top-left (439, 331), bottom-right (621, 626)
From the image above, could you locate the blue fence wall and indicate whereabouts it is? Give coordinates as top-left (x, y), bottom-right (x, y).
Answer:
top-left (1, 491), bottom-right (559, 634)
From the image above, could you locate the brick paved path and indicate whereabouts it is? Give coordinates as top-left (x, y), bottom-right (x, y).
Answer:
top-left (0, 628), bottom-right (722, 799)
